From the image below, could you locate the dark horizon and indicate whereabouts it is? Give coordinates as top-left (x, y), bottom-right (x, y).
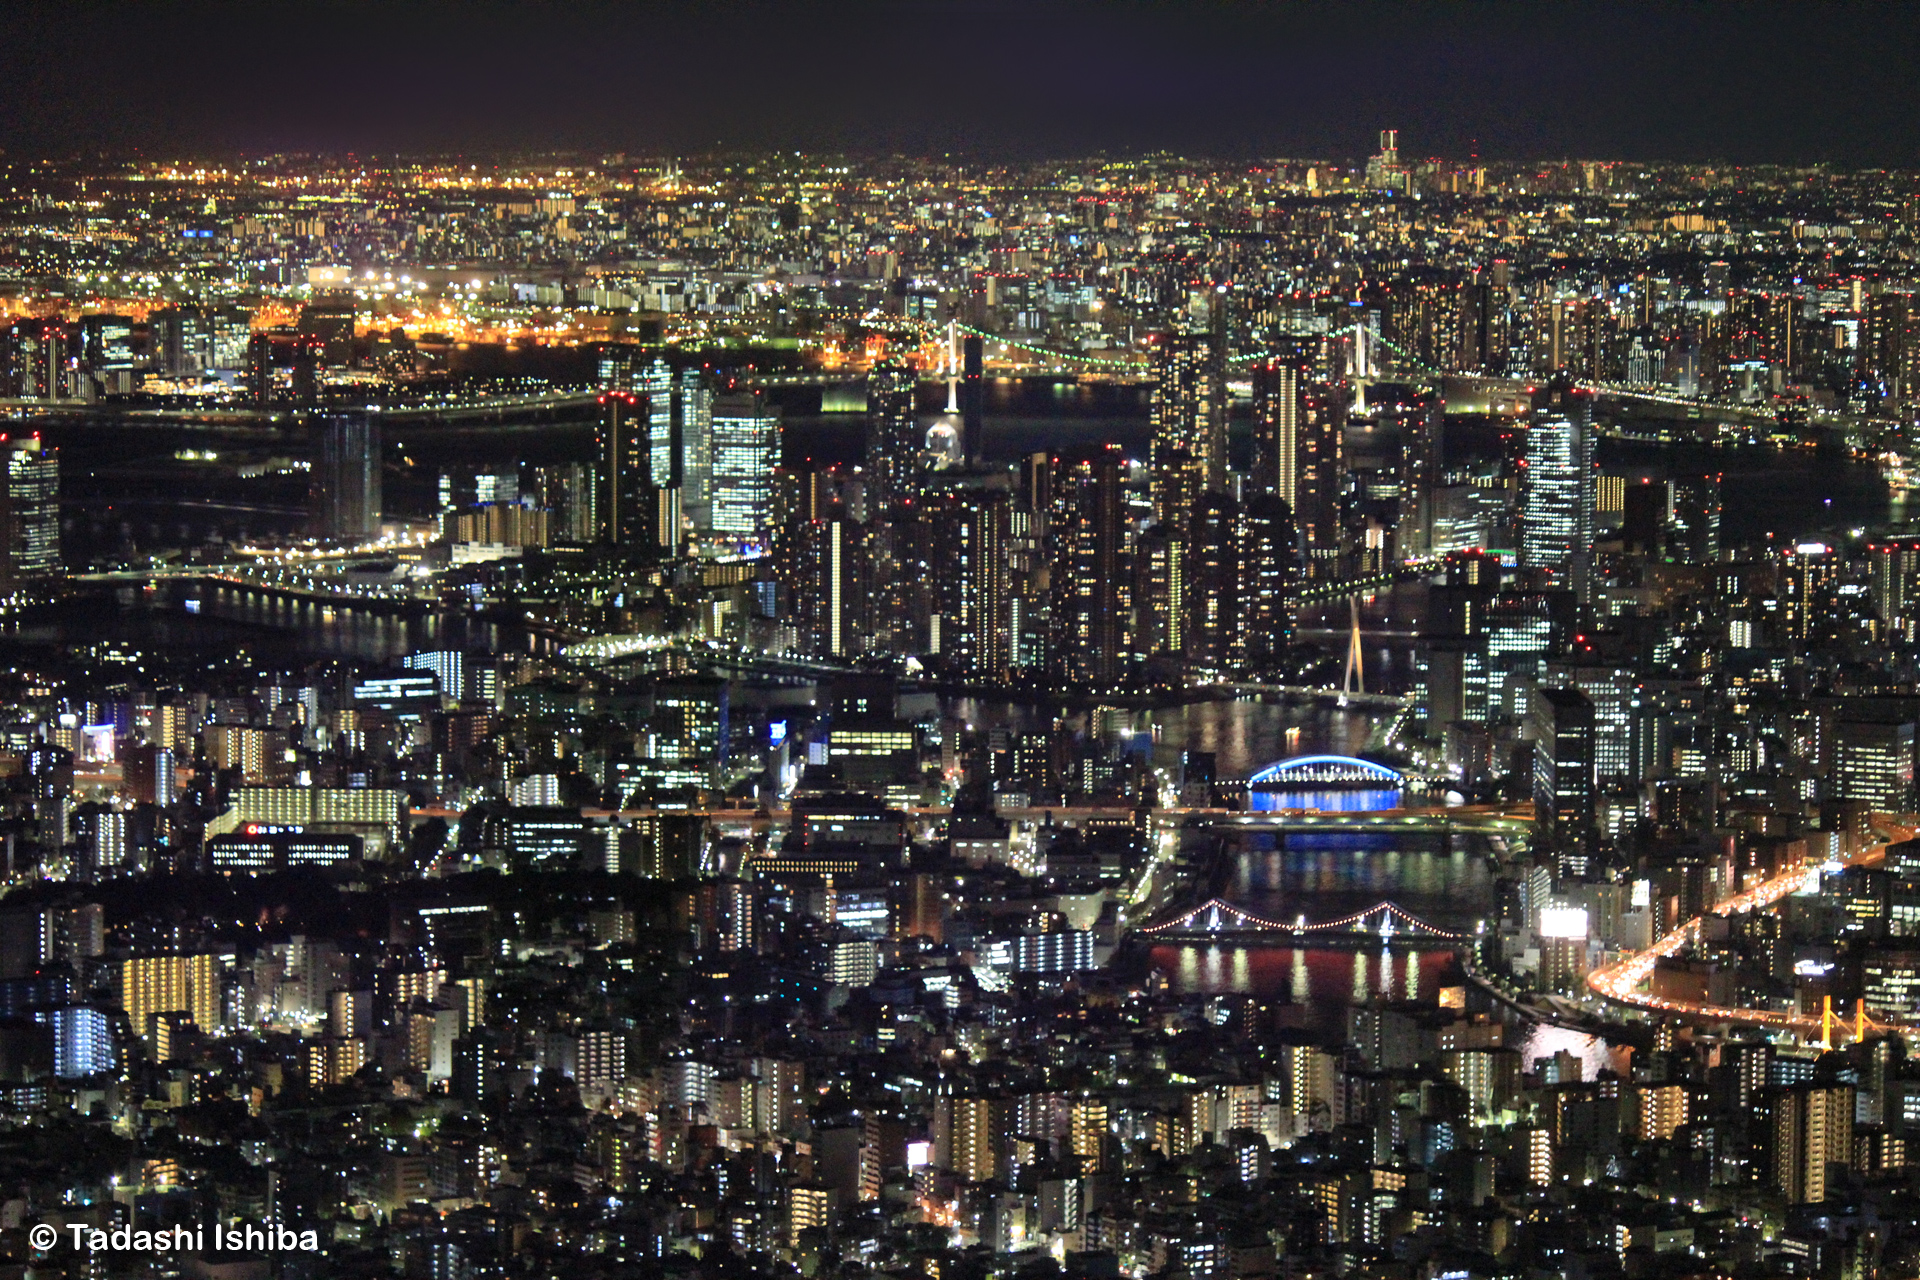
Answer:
top-left (6, 0), bottom-right (1920, 167)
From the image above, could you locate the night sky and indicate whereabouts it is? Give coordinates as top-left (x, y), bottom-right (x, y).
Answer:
top-left (3, 1), bottom-right (1918, 165)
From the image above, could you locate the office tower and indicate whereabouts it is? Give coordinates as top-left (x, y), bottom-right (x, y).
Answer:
top-left (926, 491), bottom-right (1010, 681)
top-left (1149, 330), bottom-right (1223, 529)
top-left (1051, 448), bottom-right (1129, 688)
top-left (1771, 1083), bottom-right (1855, 1204)
top-left (206, 305), bottom-right (252, 373)
top-left (1237, 493), bottom-right (1299, 670)
top-left (150, 307), bottom-right (208, 376)
top-left (1365, 128), bottom-right (1406, 191)
top-left (676, 366), bottom-right (713, 529)
top-left (1532, 688), bottom-right (1596, 868)
top-left (1521, 378), bottom-right (1593, 600)
top-left (782, 516), bottom-right (869, 660)
top-left (0, 437), bottom-right (59, 589)
top-left (4, 318), bottom-right (64, 399)
top-left (309, 410), bottom-right (382, 541)
top-left (1831, 718), bottom-right (1914, 811)
top-left (1620, 481), bottom-right (1669, 556)
top-left (710, 393), bottom-right (779, 542)
top-left (961, 334), bottom-right (984, 456)
top-left (598, 391), bottom-right (651, 551)
top-left (78, 314), bottom-right (133, 396)
top-left (296, 298), bottom-right (355, 367)
top-left (635, 356), bottom-right (677, 490)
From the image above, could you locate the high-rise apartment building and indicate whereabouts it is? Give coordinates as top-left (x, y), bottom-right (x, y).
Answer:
top-left (783, 517), bottom-right (869, 660)
top-left (926, 491), bottom-right (1010, 681)
top-left (117, 954), bottom-right (221, 1040)
top-left (1771, 1083), bottom-right (1855, 1204)
top-left (1149, 330), bottom-right (1224, 530)
top-left (1051, 449), bottom-right (1130, 688)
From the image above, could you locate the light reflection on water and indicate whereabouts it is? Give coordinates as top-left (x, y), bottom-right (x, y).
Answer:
top-left (1249, 787), bottom-right (1401, 812)
top-left (1152, 944), bottom-right (1459, 1014)
top-left (1513, 1020), bottom-right (1633, 1080)
top-left (1149, 824), bottom-right (1502, 1031)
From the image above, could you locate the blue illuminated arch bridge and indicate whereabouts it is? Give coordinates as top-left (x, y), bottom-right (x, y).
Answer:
top-left (1247, 754), bottom-right (1404, 789)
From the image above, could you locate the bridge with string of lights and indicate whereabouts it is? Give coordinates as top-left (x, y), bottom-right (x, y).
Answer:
top-left (891, 316), bottom-right (1775, 419)
top-left (1139, 896), bottom-right (1477, 948)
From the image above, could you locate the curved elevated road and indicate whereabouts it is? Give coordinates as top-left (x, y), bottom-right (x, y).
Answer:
top-left (1587, 813), bottom-right (1920, 1034)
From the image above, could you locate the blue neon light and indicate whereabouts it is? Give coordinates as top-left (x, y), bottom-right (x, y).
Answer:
top-left (1247, 754), bottom-right (1404, 784)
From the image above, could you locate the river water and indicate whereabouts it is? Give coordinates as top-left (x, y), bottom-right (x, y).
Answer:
top-left (36, 379), bottom-right (1885, 1069)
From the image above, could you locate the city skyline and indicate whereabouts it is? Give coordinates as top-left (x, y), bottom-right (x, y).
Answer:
top-left (4, 12), bottom-right (1920, 1276)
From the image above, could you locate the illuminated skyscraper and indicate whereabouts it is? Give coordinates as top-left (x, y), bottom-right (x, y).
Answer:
top-left (961, 334), bottom-right (985, 456)
top-left (1771, 1083), bottom-right (1855, 1204)
top-left (1183, 492), bottom-right (1297, 677)
top-left (1237, 493), bottom-right (1299, 670)
top-left (865, 360), bottom-right (920, 517)
top-left (1251, 338), bottom-right (1311, 505)
top-left (783, 516), bottom-right (869, 660)
top-left (1521, 377), bottom-right (1594, 600)
top-left (710, 392), bottom-right (779, 542)
top-left (1395, 392), bottom-right (1446, 558)
top-left (310, 410), bottom-right (382, 540)
top-left (598, 391), bottom-right (651, 551)
top-left (1661, 473), bottom-right (1722, 566)
top-left (1186, 493), bottom-right (1238, 674)
top-left (1860, 292), bottom-right (1919, 402)
top-left (534, 462), bottom-right (597, 544)
top-left (1364, 129), bottom-right (1407, 191)
top-left (4, 318), bottom-right (64, 399)
top-left (0, 437), bottom-right (58, 589)
top-left (1051, 448), bottom-right (1130, 688)
top-left (602, 347), bottom-right (710, 535)
top-left (1253, 346), bottom-right (1343, 578)
top-left (1531, 687), bottom-right (1595, 868)
top-left (1149, 330), bottom-right (1223, 529)
top-left (676, 366), bottom-right (714, 528)
top-left (926, 491), bottom-right (1010, 681)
